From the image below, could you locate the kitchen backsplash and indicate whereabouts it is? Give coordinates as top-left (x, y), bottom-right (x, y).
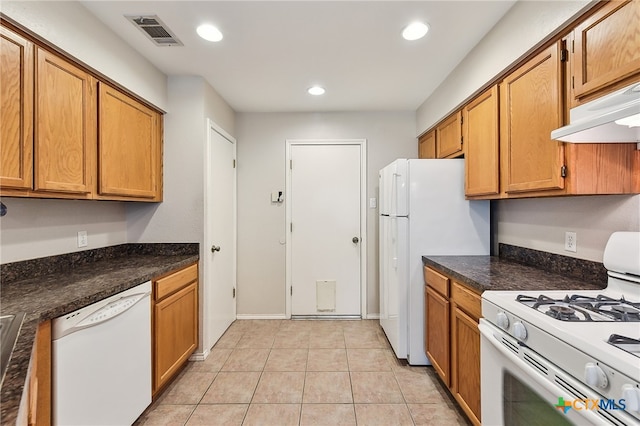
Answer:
top-left (0, 243), bottom-right (199, 285)
top-left (499, 243), bottom-right (607, 285)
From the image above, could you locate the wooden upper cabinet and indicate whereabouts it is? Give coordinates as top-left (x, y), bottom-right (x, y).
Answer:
top-left (500, 42), bottom-right (565, 194)
top-left (35, 48), bottom-right (95, 195)
top-left (463, 85), bottom-right (499, 197)
top-left (572, 0), bottom-right (640, 102)
top-left (0, 27), bottom-right (33, 190)
top-left (418, 130), bottom-right (436, 159)
top-left (436, 111), bottom-right (463, 158)
top-left (98, 83), bottom-right (162, 201)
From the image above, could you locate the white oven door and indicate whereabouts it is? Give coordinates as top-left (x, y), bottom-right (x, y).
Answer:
top-left (479, 320), bottom-right (631, 426)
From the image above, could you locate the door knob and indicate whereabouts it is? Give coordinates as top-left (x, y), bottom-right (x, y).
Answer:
top-left (352, 237), bottom-right (359, 244)
top-left (211, 245), bottom-right (221, 252)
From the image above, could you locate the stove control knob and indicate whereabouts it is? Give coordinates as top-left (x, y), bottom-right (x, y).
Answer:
top-left (513, 321), bottom-right (527, 341)
top-left (622, 385), bottom-right (640, 412)
top-left (496, 312), bottom-right (510, 330)
top-left (584, 363), bottom-right (608, 389)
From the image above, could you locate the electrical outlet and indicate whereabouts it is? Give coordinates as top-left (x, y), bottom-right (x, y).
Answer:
top-left (565, 231), bottom-right (577, 252)
top-left (77, 231), bottom-right (88, 248)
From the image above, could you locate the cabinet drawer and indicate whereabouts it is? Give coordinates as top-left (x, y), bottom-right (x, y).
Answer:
top-left (451, 281), bottom-right (481, 320)
top-left (424, 266), bottom-right (449, 297)
top-left (155, 263), bottom-right (198, 301)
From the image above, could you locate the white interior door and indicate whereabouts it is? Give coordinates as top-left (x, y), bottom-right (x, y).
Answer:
top-left (205, 121), bottom-right (236, 348)
top-left (288, 142), bottom-right (363, 317)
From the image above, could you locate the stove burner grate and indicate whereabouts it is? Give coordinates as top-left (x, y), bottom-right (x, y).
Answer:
top-left (516, 293), bottom-right (640, 322)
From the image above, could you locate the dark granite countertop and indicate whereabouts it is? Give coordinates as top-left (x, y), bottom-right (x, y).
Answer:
top-left (422, 255), bottom-right (606, 294)
top-left (0, 243), bottom-right (199, 425)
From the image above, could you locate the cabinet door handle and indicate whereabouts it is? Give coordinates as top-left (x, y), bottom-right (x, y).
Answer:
top-left (211, 245), bottom-right (221, 252)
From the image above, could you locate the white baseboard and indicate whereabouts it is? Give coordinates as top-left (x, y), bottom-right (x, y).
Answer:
top-left (189, 347), bottom-right (210, 362)
top-left (235, 314), bottom-right (288, 320)
top-left (365, 313), bottom-right (380, 320)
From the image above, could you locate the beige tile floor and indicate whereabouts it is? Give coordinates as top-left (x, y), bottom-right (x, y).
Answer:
top-left (135, 319), bottom-right (471, 426)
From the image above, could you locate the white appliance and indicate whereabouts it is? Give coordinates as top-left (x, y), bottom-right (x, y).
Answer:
top-left (480, 231), bottom-right (640, 426)
top-left (379, 158), bottom-right (490, 365)
top-left (53, 281), bottom-right (152, 425)
top-left (551, 81), bottom-right (640, 143)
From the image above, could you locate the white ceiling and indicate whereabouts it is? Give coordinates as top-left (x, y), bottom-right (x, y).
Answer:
top-left (80, 1), bottom-right (516, 113)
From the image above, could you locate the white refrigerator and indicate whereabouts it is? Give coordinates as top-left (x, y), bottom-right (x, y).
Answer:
top-left (379, 158), bottom-right (489, 365)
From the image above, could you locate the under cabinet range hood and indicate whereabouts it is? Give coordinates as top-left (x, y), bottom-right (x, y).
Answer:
top-left (551, 81), bottom-right (640, 143)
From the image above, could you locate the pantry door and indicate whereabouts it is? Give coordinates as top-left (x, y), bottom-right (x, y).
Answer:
top-left (286, 140), bottom-right (367, 318)
top-left (204, 119), bottom-right (236, 351)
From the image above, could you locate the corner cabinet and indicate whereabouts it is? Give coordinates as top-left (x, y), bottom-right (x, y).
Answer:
top-left (418, 130), bottom-right (436, 159)
top-left (424, 266), bottom-right (481, 426)
top-left (153, 263), bottom-right (199, 396)
top-left (97, 83), bottom-right (162, 201)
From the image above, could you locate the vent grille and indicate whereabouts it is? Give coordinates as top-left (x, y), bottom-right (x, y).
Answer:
top-left (523, 353), bottom-right (549, 375)
top-left (126, 15), bottom-right (183, 47)
top-left (500, 337), bottom-right (519, 355)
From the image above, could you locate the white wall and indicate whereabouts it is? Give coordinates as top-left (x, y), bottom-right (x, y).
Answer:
top-left (126, 75), bottom-right (236, 353)
top-left (0, 198), bottom-right (126, 263)
top-left (416, 0), bottom-right (591, 136)
top-left (415, 0), bottom-right (639, 263)
top-left (498, 195), bottom-right (640, 262)
top-left (1, 1), bottom-right (168, 110)
top-left (0, 1), bottom-right (167, 264)
top-left (236, 112), bottom-right (416, 316)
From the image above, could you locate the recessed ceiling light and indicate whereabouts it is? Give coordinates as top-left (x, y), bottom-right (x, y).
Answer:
top-left (308, 86), bottom-right (326, 96)
top-left (402, 22), bottom-right (429, 41)
top-left (197, 24), bottom-right (223, 42)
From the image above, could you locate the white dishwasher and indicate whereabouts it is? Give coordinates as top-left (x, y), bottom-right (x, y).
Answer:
top-left (52, 281), bottom-right (152, 426)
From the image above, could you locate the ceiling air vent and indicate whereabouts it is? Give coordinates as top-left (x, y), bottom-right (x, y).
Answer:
top-left (125, 15), bottom-right (183, 47)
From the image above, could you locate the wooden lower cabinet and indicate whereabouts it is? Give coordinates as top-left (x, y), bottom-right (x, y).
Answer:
top-left (425, 285), bottom-right (450, 387)
top-left (424, 266), bottom-right (481, 426)
top-left (451, 305), bottom-right (481, 424)
top-left (26, 321), bottom-right (52, 426)
top-left (153, 263), bottom-right (199, 396)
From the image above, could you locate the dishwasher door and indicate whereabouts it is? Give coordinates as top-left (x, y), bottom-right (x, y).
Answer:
top-left (52, 281), bottom-right (152, 426)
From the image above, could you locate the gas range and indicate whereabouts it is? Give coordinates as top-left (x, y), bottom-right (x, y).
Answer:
top-left (482, 232), bottom-right (640, 425)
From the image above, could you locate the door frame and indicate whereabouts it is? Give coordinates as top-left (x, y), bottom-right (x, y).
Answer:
top-left (202, 118), bottom-right (237, 356)
top-left (284, 139), bottom-right (368, 319)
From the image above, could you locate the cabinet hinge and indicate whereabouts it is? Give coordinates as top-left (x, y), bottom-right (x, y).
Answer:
top-left (571, 39), bottom-right (574, 53)
top-left (561, 165), bottom-right (567, 178)
top-left (290, 222), bottom-right (293, 232)
top-left (460, 136), bottom-right (463, 145)
top-left (572, 76), bottom-right (575, 89)
top-left (233, 287), bottom-right (236, 298)
top-left (290, 159), bottom-right (293, 170)
top-left (560, 49), bottom-right (569, 63)
top-left (460, 116), bottom-right (463, 125)
top-left (233, 159), bottom-right (236, 168)
top-left (290, 286), bottom-right (293, 296)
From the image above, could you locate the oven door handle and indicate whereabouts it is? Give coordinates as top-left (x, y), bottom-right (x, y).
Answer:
top-left (479, 320), bottom-right (613, 424)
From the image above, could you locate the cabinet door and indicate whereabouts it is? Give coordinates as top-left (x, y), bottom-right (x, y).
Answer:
top-left (418, 130), bottom-right (436, 159)
top-left (451, 306), bottom-right (481, 426)
top-left (154, 281), bottom-right (198, 393)
top-left (98, 83), bottom-right (161, 200)
top-left (1, 27), bottom-right (33, 190)
top-left (436, 111), bottom-right (462, 158)
top-left (464, 85), bottom-right (499, 197)
top-left (35, 48), bottom-right (95, 194)
top-left (573, 0), bottom-right (640, 100)
top-left (500, 42), bottom-right (565, 194)
top-left (425, 285), bottom-right (450, 386)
